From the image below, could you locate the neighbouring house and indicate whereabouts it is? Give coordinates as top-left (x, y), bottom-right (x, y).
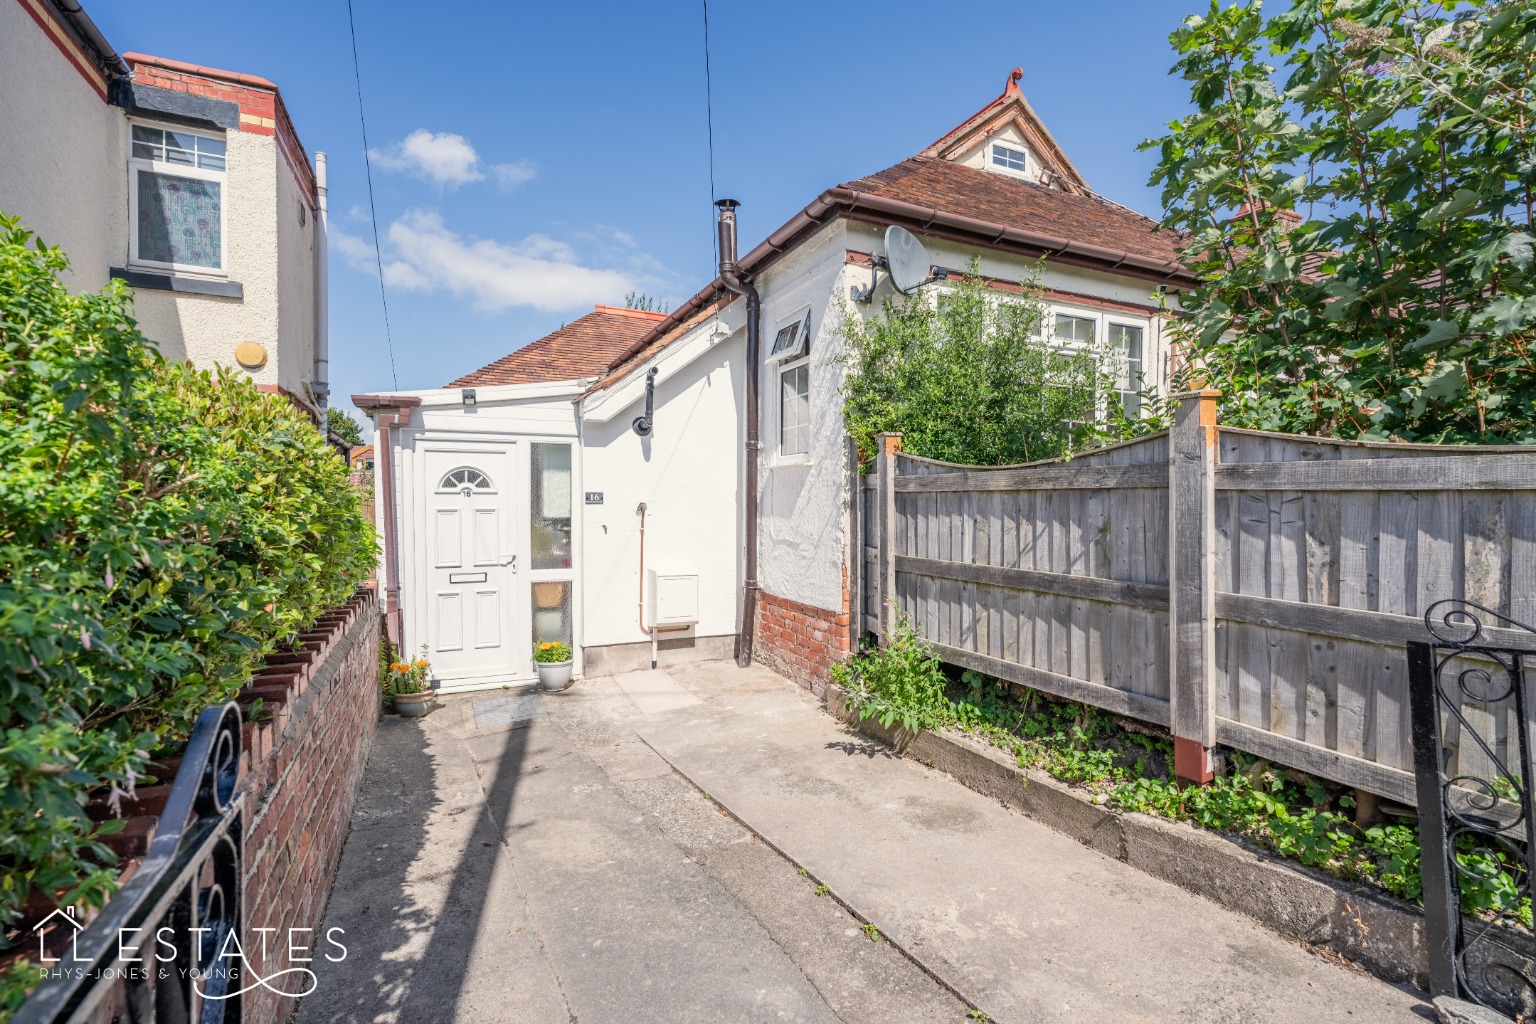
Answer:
top-left (356, 70), bottom-right (1197, 692)
top-left (0, 0), bottom-right (331, 416)
top-left (350, 444), bottom-right (375, 471)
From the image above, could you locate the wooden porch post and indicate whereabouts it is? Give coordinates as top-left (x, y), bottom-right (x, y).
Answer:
top-left (1169, 390), bottom-right (1220, 785)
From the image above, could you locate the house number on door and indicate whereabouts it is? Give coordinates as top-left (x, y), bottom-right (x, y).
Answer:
top-left (585, 492), bottom-right (604, 504)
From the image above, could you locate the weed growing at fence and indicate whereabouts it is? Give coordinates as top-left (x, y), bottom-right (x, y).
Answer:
top-left (831, 615), bottom-right (950, 734)
top-left (836, 638), bottom-right (1533, 928)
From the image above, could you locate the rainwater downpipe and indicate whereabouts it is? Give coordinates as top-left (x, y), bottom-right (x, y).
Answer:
top-left (313, 152), bottom-right (330, 413)
top-left (716, 199), bottom-right (760, 668)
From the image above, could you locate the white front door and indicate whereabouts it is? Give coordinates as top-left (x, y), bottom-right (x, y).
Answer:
top-left (418, 446), bottom-right (525, 687)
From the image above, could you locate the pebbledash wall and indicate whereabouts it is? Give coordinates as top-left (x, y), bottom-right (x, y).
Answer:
top-left (238, 587), bottom-right (379, 1024)
top-left (0, 1), bottom-right (321, 405)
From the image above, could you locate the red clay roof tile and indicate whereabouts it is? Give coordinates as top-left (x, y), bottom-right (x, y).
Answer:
top-left (842, 157), bottom-right (1182, 268)
top-left (445, 307), bottom-right (666, 388)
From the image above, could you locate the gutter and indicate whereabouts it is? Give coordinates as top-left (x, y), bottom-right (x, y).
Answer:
top-left (599, 187), bottom-right (1194, 383)
top-left (351, 393), bottom-right (423, 648)
top-left (50, 1), bottom-right (129, 78)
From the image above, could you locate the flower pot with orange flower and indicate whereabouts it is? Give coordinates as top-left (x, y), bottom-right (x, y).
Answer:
top-left (387, 647), bottom-right (435, 716)
top-left (534, 641), bottom-right (574, 691)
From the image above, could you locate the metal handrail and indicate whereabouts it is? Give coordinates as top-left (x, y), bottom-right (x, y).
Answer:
top-left (14, 702), bottom-right (244, 1024)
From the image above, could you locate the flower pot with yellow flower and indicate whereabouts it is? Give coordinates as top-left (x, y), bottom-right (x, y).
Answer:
top-left (387, 647), bottom-right (435, 717)
top-left (534, 640), bottom-right (574, 692)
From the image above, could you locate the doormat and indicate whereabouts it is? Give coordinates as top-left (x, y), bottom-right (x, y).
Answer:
top-left (471, 694), bottom-right (547, 730)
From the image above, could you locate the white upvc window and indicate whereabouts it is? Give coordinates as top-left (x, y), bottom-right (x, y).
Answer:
top-left (770, 307), bottom-right (813, 459)
top-left (1108, 322), bottom-right (1145, 418)
top-left (1052, 312), bottom-right (1095, 348)
top-left (128, 122), bottom-right (228, 275)
top-left (779, 359), bottom-right (811, 457)
top-left (990, 142), bottom-right (1029, 178)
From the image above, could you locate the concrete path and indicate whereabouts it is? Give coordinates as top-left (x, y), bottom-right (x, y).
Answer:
top-left (299, 670), bottom-right (970, 1024)
top-left (635, 666), bottom-right (1431, 1024)
top-left (300, 662), bottom-right (1428, 1023)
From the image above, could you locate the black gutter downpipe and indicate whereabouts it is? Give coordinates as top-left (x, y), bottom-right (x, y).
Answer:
top-left (52, 1), bottom-right (131, 78)
top-left (716, 199), bottom-right (760, 668)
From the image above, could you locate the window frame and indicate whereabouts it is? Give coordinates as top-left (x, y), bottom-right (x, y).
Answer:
top-left (127, 119), bottom-right (229, 277)
top-left (989, 141), bottom-right (1030, 179)
top-left (1106, 319), bottom-right (1147, 419)
top-left (766, 307), bottom-right (812, 365)
top-left (776, 356), bottom-right (812, 461)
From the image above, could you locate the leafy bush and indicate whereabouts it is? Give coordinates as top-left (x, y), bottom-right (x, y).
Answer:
top-left (832, 616), bottom-right (950, 734)
top-left (0, 215), bottom-right (375, 979)
top-left (838, 264), bottom-right (1140, 466)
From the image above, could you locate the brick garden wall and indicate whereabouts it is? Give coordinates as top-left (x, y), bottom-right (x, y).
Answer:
top-left (239, 587), bottom-right (380, 1024)
top-left (754, 588), bottom-right (851, 696)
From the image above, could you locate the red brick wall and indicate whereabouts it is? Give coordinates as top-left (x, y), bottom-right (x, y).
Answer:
top-left (240, 588), bottom-right (380, 1024)
top-left (754, 585), bottom-right (851, 696)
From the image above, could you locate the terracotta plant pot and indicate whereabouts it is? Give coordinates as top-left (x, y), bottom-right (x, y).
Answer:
top-left (536, 660), bottom-right (574, 692)
top-left (394, 689), bottom-right (433, 717)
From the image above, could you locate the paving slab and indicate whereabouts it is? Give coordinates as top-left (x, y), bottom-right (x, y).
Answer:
top-left (635, 682), bottom-right (1432, 1024)
top-left (610, 668), bottom-right (702, 716)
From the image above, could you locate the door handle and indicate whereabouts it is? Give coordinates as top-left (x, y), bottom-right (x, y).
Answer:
top-left (503, 555), bottom-right (518, 573)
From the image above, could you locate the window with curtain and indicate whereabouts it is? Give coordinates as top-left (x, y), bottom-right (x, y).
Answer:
top-left (130, 124), bottom-right (226, 272)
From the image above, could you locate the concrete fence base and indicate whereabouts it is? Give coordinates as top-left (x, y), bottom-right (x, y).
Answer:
top-left (825, 683), bottom-right (1431, 989)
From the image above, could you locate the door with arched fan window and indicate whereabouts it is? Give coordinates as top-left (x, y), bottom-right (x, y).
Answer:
top-left (417, 445), bottom-right (522, 685)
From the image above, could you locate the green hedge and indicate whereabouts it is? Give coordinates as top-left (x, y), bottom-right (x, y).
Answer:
top-left (0, 215), bottom-right (375, 978)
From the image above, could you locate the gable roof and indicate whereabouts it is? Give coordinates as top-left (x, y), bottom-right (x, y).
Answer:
top-left (446, 306), bottom-right (668, 388)
top-left (921, 68), bottom-right (1089, 195)
top-left (844, 157), bottom-right (1182, 269)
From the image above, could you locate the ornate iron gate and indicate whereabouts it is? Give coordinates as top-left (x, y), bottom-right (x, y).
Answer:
top-left (14, 702), bottom-right (245, 1024)
top-left (1409, 600), bottom-right (1536, 1018)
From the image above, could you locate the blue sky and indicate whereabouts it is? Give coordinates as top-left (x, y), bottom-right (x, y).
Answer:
top-left (89, 0), bottom-right (1204, 430)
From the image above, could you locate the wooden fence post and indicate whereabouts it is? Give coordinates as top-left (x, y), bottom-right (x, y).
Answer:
top-left (877, 432), bottom-right (902, 640)
top-left (846, 434), bottom-right (863, 654)
top-left (1169, 390), bottom-right (1221, 784)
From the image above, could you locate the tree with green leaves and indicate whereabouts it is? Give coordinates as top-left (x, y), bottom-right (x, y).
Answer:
top-left (1147, 0), bottom-right (1536, 443)
top-left (328, 406), bottom-right (364, 447)
top-left (838, 265), bottom-right (1128, 465)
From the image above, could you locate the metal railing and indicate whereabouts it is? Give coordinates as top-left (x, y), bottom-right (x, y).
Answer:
top-left (1410, 601), bottom-right (1536, 1019)
top-left (15, 702), bottom-right (244, 1024)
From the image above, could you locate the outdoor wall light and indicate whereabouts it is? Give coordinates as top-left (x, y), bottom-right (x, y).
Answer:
top-left (461, 388), bottom-right (477, 407)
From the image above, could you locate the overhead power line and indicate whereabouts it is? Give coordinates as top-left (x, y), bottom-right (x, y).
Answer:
top-left (345, 0), bottom-right (399, 391)
top-left (701, 0), bottom-right (718, 272)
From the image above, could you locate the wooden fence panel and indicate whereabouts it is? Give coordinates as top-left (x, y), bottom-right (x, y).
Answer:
top-left (858, 411), bottom-right (1536, 803)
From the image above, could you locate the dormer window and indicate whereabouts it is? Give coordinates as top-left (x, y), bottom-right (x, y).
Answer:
top-left (990, 143), bottom-right (1029, 177)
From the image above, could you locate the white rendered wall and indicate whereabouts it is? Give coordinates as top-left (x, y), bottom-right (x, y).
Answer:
top-left (127, 129), bottom-right (290, 391)
top-left (749, 221), bottom-right (855, 615)
top-left (0, 0), bottom-right (118, 291)
top-left (579, 318), bottom-right (746, 648)
top-left (274, 147), bottom-right (317, 399)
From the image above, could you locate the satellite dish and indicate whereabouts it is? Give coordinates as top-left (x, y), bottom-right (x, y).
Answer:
top-left (885, 225), bottom-right (933, 295)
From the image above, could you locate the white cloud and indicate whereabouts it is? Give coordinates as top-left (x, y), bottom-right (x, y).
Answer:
top-left (491, 160), bottom-right (537, 191)
top-left (331, 228), bottom-right (378, 274)
top-left (369, 130), bottom-right (538, 192)
top-left (378, 209), bottom-right (641, 312)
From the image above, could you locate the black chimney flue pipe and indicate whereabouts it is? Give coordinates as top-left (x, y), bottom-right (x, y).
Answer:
top-left (716, 199), bottom-right (760, 668)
